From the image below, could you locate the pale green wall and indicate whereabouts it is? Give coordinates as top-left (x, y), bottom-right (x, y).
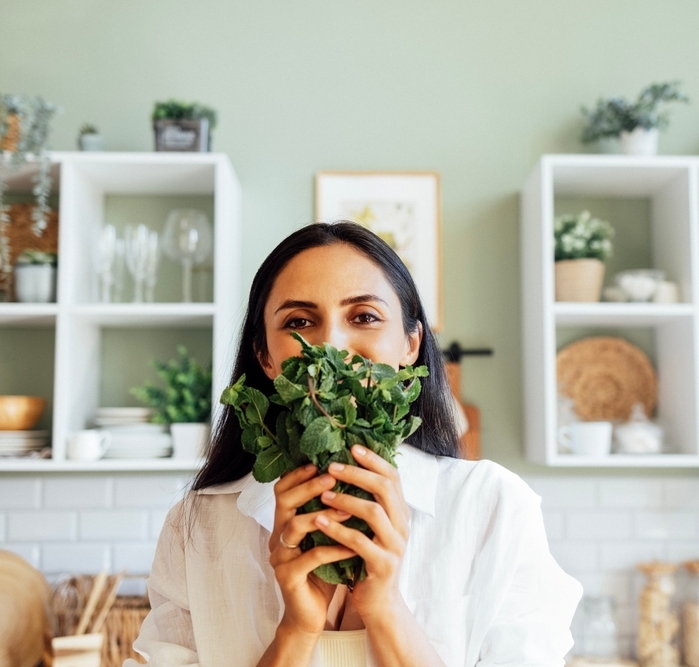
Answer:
top-left (3, 0), bottom-right (699, 475)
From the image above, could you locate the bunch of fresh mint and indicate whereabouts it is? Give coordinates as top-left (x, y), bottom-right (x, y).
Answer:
top-left (220, 331), bottom-right (427, 587)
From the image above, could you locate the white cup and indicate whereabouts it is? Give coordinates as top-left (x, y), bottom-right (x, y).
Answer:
top-left (67, 429), bottom-right (111, 461)
top-left (653, 281), bottom-right (680, 304)
top-left (559, 421), bottom-right (613, 457)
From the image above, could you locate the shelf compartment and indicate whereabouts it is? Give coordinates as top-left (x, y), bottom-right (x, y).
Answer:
top-left (554, 302), bottom-right (694, 326)
top-left (542, 454), bottom-right (699, 468)
top-left (0, 304), bottom-right (59, 327)
top-left (68, 304), bottom-right (215, 327)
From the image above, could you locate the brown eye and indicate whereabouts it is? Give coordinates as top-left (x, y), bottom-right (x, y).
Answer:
top-left (353, 312), bottom-right (380, 324)
top-left (284, 318), bottom-right (311, 329)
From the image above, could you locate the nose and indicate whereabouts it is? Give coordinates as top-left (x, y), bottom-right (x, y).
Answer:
top-left (315, 321), bottom-right (355, 358)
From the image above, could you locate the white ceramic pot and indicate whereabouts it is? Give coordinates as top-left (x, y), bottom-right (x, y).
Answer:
top-left (14, 264), bottom-right (57, 303)
top-left (79, 134), bottom-right (104, 151)
top-left (170, 422), bottom-right (210, 459)
top-left (620, 128), bottom-right (659, 156)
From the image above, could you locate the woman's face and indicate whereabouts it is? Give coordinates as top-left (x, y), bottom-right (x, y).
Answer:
top-left (258, 243), bottom-right (422, 380)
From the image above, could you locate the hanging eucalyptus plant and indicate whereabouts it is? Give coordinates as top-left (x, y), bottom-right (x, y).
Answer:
top-left (0, 94), bottom-right (60, 299)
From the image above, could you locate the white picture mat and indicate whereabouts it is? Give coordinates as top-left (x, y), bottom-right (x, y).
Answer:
top-left (315, 172), bottom-right (441, 329)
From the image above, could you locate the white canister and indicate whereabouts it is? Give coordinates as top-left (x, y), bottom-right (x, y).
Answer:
top-left (170, 422), bottom-right (210, 459)
top-left (620, 127), bottom-right (659, 156)
top-left (559, 421), bottom-right (613, 457)
top-left (67, 429), bottom-right (111, 461)
top-left (14, 264), bottom-right (57, 303)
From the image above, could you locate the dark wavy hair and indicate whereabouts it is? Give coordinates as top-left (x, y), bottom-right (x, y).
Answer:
top-left (193, 222), bottom-right (459, 490)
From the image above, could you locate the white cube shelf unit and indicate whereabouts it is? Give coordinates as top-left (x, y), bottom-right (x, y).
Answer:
top-left (0, 152), bottom-right (242, 472)
top-left (521, 154), bottom-right (699, 467)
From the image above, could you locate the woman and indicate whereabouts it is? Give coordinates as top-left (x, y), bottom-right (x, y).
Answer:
top-left (128, 222), bottom-right (581, 667)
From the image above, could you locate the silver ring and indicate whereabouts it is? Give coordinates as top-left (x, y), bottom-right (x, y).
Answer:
top-left (279, 533), bottom-right (299, 549)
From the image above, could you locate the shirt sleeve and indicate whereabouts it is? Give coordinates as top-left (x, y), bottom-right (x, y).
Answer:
top-left (476, 478), bottom-right (583, 667)
top-left (124, 499), bottom-right (199, 667)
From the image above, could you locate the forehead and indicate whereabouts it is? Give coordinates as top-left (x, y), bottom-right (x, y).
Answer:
top-left (266, 243), bottom-right (399, 305)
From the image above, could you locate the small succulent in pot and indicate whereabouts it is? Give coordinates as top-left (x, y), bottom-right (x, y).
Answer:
top-left (78, 123), bottom-right (104, 151)
top-left (16, 250), bottom-right (58, 266)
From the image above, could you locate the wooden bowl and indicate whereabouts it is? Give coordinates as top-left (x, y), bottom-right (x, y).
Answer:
top-left (0, 396), bottom-right (46, 430)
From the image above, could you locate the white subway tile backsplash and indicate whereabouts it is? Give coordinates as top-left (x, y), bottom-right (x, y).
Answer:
top-left (113, 542), bottom-right (157, 573)
top-left (663, 478), bottom-right (699, 510)
top-left (567, 510), bottom-right (632, 540)
top-left (633, 511), bottom-right (695, 540)
top-left (80, 511), bottom-right (148, 541)
top-left (524, 477), bottom-right (597, 509)
top-left (2, 543), bottom-right (40, 568)
top-left (598, 479), bottom-right (663, 509)
top-left (8, 511), bottom-right (76, 541)
top-left (574, 572), bottom-right (632, 604)
top-left (666, 541), bottom-right (699, 562)
top-left (549, 542), bottom-right (598, 574)
top-left (44, 477), bottom-right (112, 509)
top-left (114, 475), bottom-right (187, 508)
top-left (600, 541), bottom-right (668, 571)
top-left (42, 543), bottom-right (110, 574)
top-left (0, 478), bottom-right (41, 509)
top-left (542, 510), bottom-right (564, 542)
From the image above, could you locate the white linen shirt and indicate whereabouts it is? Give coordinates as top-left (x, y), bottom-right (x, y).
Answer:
top-left (126, 445), bottom-right (582, 667)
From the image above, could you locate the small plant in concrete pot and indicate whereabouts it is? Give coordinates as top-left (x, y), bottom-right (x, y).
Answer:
top-left (581, 81), bottom-right (689, 155)
top-left (130, 346), bottom-right (212, 459)
top-left (78, 123), bottom-right (104, 151)
top-left (152, 100), bottom-right (217, 152)
top-left (14, 250), bottom-right (58, 303)
top-left (554, 211), bottom-right (614, 302)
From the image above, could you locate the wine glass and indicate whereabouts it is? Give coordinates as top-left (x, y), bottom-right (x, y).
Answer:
top-left (162, 209), bottom-right (213, 303)
top-left (144, 230), bottom-right (160, 303)
top-left (125, 224), bottom-right (154, 303)
top-left (92, 224), bottom-right (117, 303)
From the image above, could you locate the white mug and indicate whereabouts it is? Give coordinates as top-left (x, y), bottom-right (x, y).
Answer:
top-left (559, 421), bottom-right (613, 457)
top-left (67, 429), bottom-right (111, 461)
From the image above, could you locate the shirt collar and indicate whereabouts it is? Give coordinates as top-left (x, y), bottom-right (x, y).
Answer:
top-left (197, 443), bottom-right (439, 532)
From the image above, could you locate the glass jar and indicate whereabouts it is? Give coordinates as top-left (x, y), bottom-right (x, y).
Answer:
top-left (637, 561), bottom-right (680, 667)
top-left (684, 560), bottom-right (699, 667)
top-left (580, 596), bottom-right (618, 659)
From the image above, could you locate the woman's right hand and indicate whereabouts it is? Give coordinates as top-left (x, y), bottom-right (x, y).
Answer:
top-left (269, 464), bottom-right (356, 638)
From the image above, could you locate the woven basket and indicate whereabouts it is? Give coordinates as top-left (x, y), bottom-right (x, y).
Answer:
top-left (101, 595), bottom-right (150, 667)
top-left (1, 114), bottom-right (20, 152)
top-left (557, 336), bottom-right (657, 421)
top-left (555, 258), bottom-right (605, 302)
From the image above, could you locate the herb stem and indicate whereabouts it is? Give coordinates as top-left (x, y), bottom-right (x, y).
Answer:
top-left (307, 375), bottom-right (345, 429)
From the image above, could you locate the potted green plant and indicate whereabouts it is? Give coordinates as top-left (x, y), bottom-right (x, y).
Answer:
top-left (14, 250), bottom-right (58, 303)
top-left (554, 211), bottom-right (614, 302)
top-left (77, 123), bottom-right (104, 152)
top-left (152, 100), bottom-right (217, 152)
top-left (130, 346), bottom-right (213, 459)
top-left (581, 81), bottom-right (689, 155)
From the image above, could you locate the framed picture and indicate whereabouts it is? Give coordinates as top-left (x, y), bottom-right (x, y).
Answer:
top-left (315, 171), bottom-right (442, 330)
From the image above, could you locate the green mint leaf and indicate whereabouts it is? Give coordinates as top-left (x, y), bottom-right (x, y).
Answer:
top-left (274, 375), bottom-right (307, 403)
top-left (252, 445), bottom-right (291, 483)
top-left (299, 416), bottom-right (344, 460)
top-left (244, 387), bottom-right (270, 425)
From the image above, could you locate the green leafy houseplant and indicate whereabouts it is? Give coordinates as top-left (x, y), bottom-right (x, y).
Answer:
top-left (78, 123), bottom-right (99, 136)
top-left (554, 211), bottom-right (614, 262)
top-left (581, 81), bottom-right (689, 143)
top-left (130, 346), bottom-right (212, 424)
top-left (152, 100), bottom-right (218, 129)
top-left (220, 332), bottom-right (428, 588)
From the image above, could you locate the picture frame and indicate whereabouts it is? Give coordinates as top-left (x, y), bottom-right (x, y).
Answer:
top-left (315, 171), bottom-right (442, 330)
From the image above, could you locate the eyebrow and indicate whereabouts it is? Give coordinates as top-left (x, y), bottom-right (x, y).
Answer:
top-left (274, 294), bottom-right (388, 315)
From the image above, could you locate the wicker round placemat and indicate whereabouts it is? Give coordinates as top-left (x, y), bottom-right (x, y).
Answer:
top-left (557, 336), bottom-right (657, 421)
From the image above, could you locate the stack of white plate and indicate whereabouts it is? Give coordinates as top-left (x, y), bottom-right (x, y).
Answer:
top-left (0, 430), bottom-right (49, 457)
top-left (94, 407), bottom-right (155, 427)
top-left (101, 423), bottom-right (173, 459)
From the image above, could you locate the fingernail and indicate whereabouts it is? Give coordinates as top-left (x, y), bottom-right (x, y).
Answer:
top-left (321, 474), bottom-right (335, 485)
top-left (337, 510), bottom-right (350, 519)
top-left (322, 490), bottom-right (336, 500)
top-left (329, 462), bottom-right (345, 472)
top-left (316, 515), bottom-right (329, 527)
top-left (352, 445), bottom-right (367, 456)
top-left (305, 463), bottom-right (316, 471)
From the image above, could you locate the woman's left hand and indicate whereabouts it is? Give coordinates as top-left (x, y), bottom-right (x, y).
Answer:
top-left (315, 444), bottom-right (410, 622)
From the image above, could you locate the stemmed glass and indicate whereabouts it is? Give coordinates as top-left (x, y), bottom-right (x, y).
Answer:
top-left (162, 209), bottom-right (213, 303)
top-left (144, 231), bottom-right (161, 303)
top-left (125, 224), bottom-right (158, 303)
top-left (93, 224), bottom-right (117, 303)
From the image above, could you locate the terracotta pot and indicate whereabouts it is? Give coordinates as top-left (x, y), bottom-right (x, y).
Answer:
top-left (555, 258), bottom-right (605, 302)
top-left (1, 114), bottom-right (20, 152)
